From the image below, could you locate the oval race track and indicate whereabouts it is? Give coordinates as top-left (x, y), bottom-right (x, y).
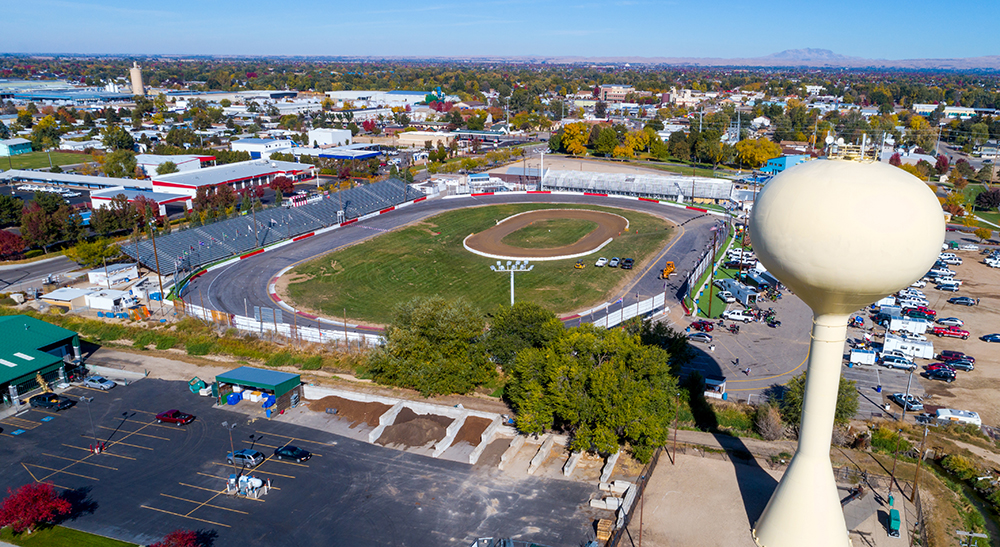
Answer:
top-left (184, 193), bottom-right (724, 333)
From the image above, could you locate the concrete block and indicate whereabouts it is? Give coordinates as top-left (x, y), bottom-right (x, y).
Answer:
top-left (600, 450), bottom-right (621, 483)
top-left (527, 434), bottom-right (555, 475)
top-left (563, 451), bottom-right (583, 477)
top-left (432, 410), bottom-right (467, 458)
top-left (498, 435), bottom-right (526, 471)
top-left (590, 499), bottom-right (611, 510)
top-left (468, 416), bottom-right (502, 465)
top-left (368, 401), bottom-right (404, 444)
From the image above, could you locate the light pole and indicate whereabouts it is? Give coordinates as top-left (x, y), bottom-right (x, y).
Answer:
top-left (490, 260), bottom-right (533, 306)
top-left (80, 396), bottom-right (97, 450)
top-left (222, 421), bottom-right (238, 475)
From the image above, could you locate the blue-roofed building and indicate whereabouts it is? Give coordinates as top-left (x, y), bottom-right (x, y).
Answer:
top-left (0, 138), bottom-right (32, 157)
top-left (760, 155), bottom-right (811, 174)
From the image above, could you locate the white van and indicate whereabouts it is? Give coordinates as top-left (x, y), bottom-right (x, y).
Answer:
top-left (935, 408), bottom-right (982, 427)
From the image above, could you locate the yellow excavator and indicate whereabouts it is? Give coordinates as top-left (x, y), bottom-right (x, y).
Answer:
top-left (659, 261), bottom-right (675, 279)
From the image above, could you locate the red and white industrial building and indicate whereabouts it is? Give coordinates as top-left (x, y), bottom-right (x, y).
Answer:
top-left (150, 159), bottom-right (316, 201)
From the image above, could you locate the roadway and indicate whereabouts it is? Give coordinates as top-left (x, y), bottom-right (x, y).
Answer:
top-left (0, 255), bottom-right (77, 292)
top-left (183, 193), bottom-right (722, 332)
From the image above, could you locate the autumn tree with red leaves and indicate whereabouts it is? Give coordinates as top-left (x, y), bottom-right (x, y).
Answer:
top-left (150, 529), bottom-right (201, 547)
top-left (0, 483), bottom-right (71, 534)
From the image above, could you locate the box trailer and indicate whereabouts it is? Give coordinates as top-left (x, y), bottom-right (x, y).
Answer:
top-left (849, 349), bottom-right (877, 365)
top-left (888, 317), bottom-right (929, 335)
top-left (882, 333), bottom-right (934, 360)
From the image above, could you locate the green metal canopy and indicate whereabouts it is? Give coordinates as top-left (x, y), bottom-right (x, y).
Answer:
top-left (215, 366), bottom-right (300, 397)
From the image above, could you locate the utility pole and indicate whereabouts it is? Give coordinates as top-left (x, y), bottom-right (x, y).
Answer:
top-left (707, 228), bottom-right (718, 318)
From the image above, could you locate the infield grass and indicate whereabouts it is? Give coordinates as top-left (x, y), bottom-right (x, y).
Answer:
top-left (500, 218), bottom-right (599, 249)
top-left (285, 203), bottom-right (673, 324)
top-left (2, 151), bottom-right (90, 170)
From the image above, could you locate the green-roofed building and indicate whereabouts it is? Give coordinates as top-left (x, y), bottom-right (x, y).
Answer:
top-left (0, 315), bottom-right (81, 407)
top-left (215, 366), bottom-right (302, 416)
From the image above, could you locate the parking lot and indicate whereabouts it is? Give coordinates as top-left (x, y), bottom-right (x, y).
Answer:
top-left (0, 379), bottom-right (597, 547)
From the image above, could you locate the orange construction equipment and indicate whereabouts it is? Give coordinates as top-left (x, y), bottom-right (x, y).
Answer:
top-left (659, 261), bottom-right (675, 279)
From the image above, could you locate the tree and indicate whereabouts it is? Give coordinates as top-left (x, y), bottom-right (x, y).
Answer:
top-left (970, 122), bottom-right (990, 146)
top-left (269, 175), bottom-right (294, 194)
top-left (156, 161), bottom-right (179, 175)
top-left (64, 238), bottom-right (121, 268)
top-left (0, 230), bottom-right (25, 259)
top-left (561, 122), bottom-right (589, 156)
top-left (595, 127), bottom-right (619, 157)
top-left (974, 187), bottom-right (1000, 210)
top-left (30, 115), bottom-right (61, 150)
top-left (755, 404), bottom-right (785, 441)
top-left (974, 227), bottom-right (992, 243)
top-left (0, 194), bottom-right (23, 227)
top-left (888, 153), bottom-right (902, 167)
top-left (777, 372), bottom-right (858, 428)
top-left (102, 150), bottom-right (137, 178)
top-left (507, 325), bottom-right (678, 462)
top-left (954, 159), bottom-right (975, 178)
top-left (149, 529), bottom-right (201, 547)
top-left (366, 296), bottom-right (491, 396)
top-left (595, 101), bottom-right (607, 118)
top-left (20, 202), bottom-right (61, 251)
top-left (483, 302), bottom-right (563, 370)
top-left (101, 125), bottom-right (135, 151)
top-left (935, 155), bottom-right (950, 175)
top-left (735, 138), bottom-right (782, 168)
top-left (0, 482), bottom-right (71, 534)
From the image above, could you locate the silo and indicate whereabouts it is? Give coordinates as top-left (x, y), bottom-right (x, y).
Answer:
top-left (129, 62), bottom-right (145, 97)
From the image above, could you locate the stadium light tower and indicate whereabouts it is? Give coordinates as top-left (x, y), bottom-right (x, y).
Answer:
top-left (490, 260), bottom-right (533, 306)
top-left (749, 160), bottom-right (943, 547)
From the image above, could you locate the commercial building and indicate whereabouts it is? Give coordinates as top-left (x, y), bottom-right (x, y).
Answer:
top-left (0, 138), bottom-right (32, 157)
top-left (596, 85), bottom-right (634, 103)
top-left (87, 263), bottom-right (139, 287)
top-left (40, 287), bottom-right (94, 310)
top-left (216, 366), bottom-right (302, 417)
top-left (307, 128), bottom-right (352, 147)
top-left (0, 315), bottom-right (81, 403)
top-left (0, 170), bottom-right (153, 192)
top-left (136, 154), bottom-right (213, 177)
top-left (231, 138), bottom-right (295, 160)
top-left (761, 155), bottom-right (811, 174)
top-left (90, 188), bottom-right (192, 215)
top-left (151, 159), bottom-right (315, 199)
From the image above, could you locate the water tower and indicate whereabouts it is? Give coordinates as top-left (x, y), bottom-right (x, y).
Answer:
top-left (749, 159), bottom-right (943, 547)
top-left (129, 62), bottom-right (145, 97)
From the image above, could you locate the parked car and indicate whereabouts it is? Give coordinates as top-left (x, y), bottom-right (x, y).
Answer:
top-left (722, 309), bottom-right (753, 323)
top-left (880, 355), bottom-right (916, 371)
top-left (608, 257), bottom-right (620, 268)
top-left (924, 369), bottom-right (956, 383)
top-left (718, 290), bottom-right (736, 303)
top-left (620, 258), bottom-right (634, 270)
top-left (226, 449), bottom-right (265, 468)
top-left (947, 296), bottom-right (977, 306)
top-left (595, 257), bottom-right (608, 267)
top-left (936, 283), bottom-right (960, 292)
top-left (156, 409), bottom-right (196, 425)
top-left (959, 244), bottom-right (979, 251)
top-left (83, 375), bottom-right (116, 390)
top-left (936, 317), bottom-right (965, 327)
top-left (687, 332), bottom-right (713, 344)
top-left (948, 360), bottom-right (975, 372)
top-left (29, 394), bottom-right (74, 411)
top-left (273, 445), bottom-right (311, 462)
top-left (910, 279), bottom-right (926, 288)
top-left (926, 363), bottom-right (955, 372)
top-left (931, 325), bottom-right (970, 339)
top-left (897, 332), bottom-right (927, 342)
top-left (981, 333), bottom-right (1000, 343)
top-left (888, 393), bottom-right (924, 412)
top-left (941, 257), bottom-right (963, 265)
top-left (881, 349), bottom-right (909, 360)
top-left (690, 320), bottom-right (714, 332)
top-left (937, 350), bottom-right (973, 362)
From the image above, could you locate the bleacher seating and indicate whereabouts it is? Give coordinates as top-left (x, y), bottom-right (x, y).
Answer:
top-left (120, 178), bottom-right (423, 276)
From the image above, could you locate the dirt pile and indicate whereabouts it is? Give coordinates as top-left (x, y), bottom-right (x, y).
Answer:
top-left (452, 416), bottom-right (492, 447)
top-left (376, 407), bottom-right (453, 448)
top-left (308, 396), bottom-right (391, 428)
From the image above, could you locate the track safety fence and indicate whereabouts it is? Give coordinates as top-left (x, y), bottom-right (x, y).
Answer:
top-left (589, 293), bottom-right (666, 329)
top-left (178, 299), bottom-right (383, 346)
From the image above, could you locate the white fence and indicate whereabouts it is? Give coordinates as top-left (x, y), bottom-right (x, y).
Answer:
top-left (591, 293), bottom-right (666, 329)
top-left (180, 300), bottom-right (383, 345)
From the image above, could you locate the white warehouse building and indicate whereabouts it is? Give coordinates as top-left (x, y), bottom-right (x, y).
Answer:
top-left (308, 128), bottom-right (353, 147)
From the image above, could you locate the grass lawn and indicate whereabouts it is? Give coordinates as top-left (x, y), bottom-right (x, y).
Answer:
top-left (0, 526), bottom-right (136, 547)
top-left (500, 218), bottom-right (598, 248)
top-left (2, 151), bottom-right (90, 170)
top-left (285, 203), bottom-right (673, 324)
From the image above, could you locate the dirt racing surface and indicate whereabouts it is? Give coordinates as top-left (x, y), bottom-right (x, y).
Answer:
top-left (307, 396), bottom-right (391, 428)
top-left (376, 407), bottom-right (454, 448)
top-left (464, 209), bottom-right (629, 258)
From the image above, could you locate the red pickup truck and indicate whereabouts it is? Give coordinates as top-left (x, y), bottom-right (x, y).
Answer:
top-left (931, 326), bottom-right (969, 340)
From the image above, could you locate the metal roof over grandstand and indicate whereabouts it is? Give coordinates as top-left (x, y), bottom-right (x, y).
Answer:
top-left (91, 188), bottom-right (190, 204)
top-left (0, 169), bottom-right (152, 191)
top-left (542, 169), bottom-right (733, 201)
top-left (151, 159), bottom-right (314, 189)
top-left (121, 178), bottom-right (424, 277)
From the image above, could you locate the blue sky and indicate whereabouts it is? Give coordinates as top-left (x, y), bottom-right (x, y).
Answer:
top-left (5, 0), bottom-right (997, 59)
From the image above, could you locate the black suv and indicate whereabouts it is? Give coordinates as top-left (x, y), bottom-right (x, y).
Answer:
top-left (29, 394), bottom-right (74, 411)
top-left (924, 369), bottom-right (956, 383)
top-left (621, 258), bottom-right (634, 270)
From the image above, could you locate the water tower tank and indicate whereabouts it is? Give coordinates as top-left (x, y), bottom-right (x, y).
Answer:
top-left (129, 62), bottom-right (145, 97)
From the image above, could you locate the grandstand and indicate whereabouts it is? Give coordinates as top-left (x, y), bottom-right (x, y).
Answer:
top-left (120, 178), bottom-right (422, 276)
top-left (542, 169), bottom-right (733, 202)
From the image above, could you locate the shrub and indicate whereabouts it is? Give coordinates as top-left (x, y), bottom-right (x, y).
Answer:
top-left (0, 482), bottom-right (72, 534)
top-left (755, 404), bottom-right (785, 441)
top-left (24, 250), bottom-right (43, 259)
top-left (185, 338), bottom-right (215, 356)
top-left (155, 336), bottom-right (177, 350)
top-left (301, 355), bottom-right (324, 370)
top-left (941, 454), bottom-right (980, 481)
top-left (870, 425), bottom-right (912, 454)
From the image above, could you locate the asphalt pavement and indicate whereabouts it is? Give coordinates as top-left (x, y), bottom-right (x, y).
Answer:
top-left (0, 378), bottom-right (597, 547)
top-left (0, 255), bottom-right (77, 292)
